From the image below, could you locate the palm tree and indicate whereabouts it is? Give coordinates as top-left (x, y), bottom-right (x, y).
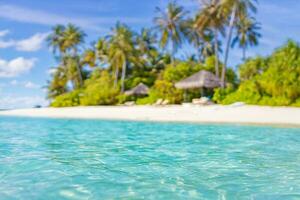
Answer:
top-left (135, 28), bottom-right (158, 67)
top-left (47, 25), bottom-right (65, 57)
top-left (154, 1), bottom-right (188, 65)
top-left (96, 38), bottom-right (109, 65)
top-left (199, 30), bottom-right (219, 61)
top-left (136, 28), bottom-right (156, 53)
top-left (185, 18), bottom-right (216, 62)
top-left (63, 24), bottom-right (86, 88)
top-left (185, 18), bottom-right (202, 61)
top-left (221, 0), bottom-right (257, 88)
top-left (46, 66), bottom-right (68, 99)
top-left (195, 0), bottom-right (225, 77)
top-left (107, 23), bottom-right (135, 92)
top-left (47, 25), bottom-right (68, 95)
top-left (232, 15), bottom-right (261, 60)
top-left (82, 48), bottom-right (97, 68)
top-left (48, 24), bottom-right (86, 89)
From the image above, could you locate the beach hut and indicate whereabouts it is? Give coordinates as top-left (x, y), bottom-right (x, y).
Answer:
top-left (175, 70), bottom-right (221, 89)
top-left (125, 83), bottom-right (149, 96)
top-left (175, 70), bottom-right (221, 99)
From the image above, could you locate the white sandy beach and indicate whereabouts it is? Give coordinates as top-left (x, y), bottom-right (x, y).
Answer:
top-left (1, 105), bottom-right (300, 126)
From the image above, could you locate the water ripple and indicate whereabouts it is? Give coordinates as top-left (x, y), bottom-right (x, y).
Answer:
top-left (0, 117), bottom-right (300, 199)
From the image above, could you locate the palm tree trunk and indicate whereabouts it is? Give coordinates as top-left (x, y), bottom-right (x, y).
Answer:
top-left (242, 45), bottom-right (246, 61)
top-left (221, 4), bottom-right (237, 88)
top-left (61, 51), bottom-right (67, 69)
top-left (114, 66), bottom-right (119, 88)
top-left (196, 43), bottom-right (202, 62)
top-left (75, 58), bottom-right (83, 88)
top-left (171, 40), bottom-right (175, 66)
top-left (214, 28), bottom-right (219, 78)
top-left (121, 61), bottom-right (127, 92)
top-left (73, 48), bottom-right (83, 88)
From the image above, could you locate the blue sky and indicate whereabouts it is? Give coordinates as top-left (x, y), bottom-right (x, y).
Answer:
top-left (0, 0), bottom-right (299, 109)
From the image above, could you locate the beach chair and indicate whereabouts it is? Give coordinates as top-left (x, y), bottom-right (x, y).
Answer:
top-left (161, 99), bottom-right (169, 106)
top-left (192, 97), bottom-right (214, 105)
top-left (124, 101), bottom-right (135, 106)
top-left (154, 99), bottom-right (164, 106)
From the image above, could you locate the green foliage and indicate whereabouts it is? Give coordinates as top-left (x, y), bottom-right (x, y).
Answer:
top-left (47, 66), bottom-right (68, 99)
top-left (226, 68), bottom-right (238, 86)
top-left (47, 1), bottom-right (263, 108)
top-left (154, 2), bottom-right (187, 57)
top-left (217, 80), bottom-right (262, 105)
top-left (125, 67), bottom-right (156, 89)
top-left (80, 70), bottom-right (120, 105)
top-left (51, 90), bottom-right (82, 107)
top-left (204, 56), bottom-right (238, 85)
top-left (136, 96), bottom-right (158, 105)
top-left (215, 41), bottom-right (300, 106)
top-left (213, 85), bottom-right (235, 104)
top-left (117, 94), bottom-right (138, 104)
top-left (238, 56), bottom-right (267, 81)
top-left (163, 61), bottom-right (202, 82)
top-left (51, 69), bottom-right (120, 107)
top-left (142, 61), bottom-right (209, 104)
top-left (203, 56), bottom-right (218, 72)
top-left (148, 80), bottom-right (183, 104)
top-left (292, 98), bottom-right (300, 107)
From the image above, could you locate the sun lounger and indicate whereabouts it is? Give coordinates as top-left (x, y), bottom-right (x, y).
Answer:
top-left (192, 97), bottom-right (214, 105)
top-left (154, 99), bottom-right (164, 106)
top-left (124, 101), bottom-right (135, 106)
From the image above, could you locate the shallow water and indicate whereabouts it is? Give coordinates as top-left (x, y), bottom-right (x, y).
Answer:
top-left (0, 116), bottom-right (300, 199)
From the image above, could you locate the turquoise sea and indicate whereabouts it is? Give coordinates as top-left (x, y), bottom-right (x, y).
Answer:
top-left (0, 116), bottom-right (300, 199)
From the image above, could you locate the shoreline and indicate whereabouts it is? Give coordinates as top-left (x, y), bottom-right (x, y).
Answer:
top-left (1, 105), bottom-right (300, 127)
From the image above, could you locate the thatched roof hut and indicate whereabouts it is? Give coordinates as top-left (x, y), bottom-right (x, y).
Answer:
top-left (125, 83), bottom-right (149, 96)
top-left (175, 70), bottom-right (221, 89)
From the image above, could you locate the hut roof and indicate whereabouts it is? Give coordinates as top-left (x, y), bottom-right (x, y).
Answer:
top-left (175, 70), bottom-right (221, 89)
top-left (125, 83), bottom-right (149, 96)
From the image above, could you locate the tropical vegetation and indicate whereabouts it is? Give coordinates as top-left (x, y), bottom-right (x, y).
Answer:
top-left (46, 0), bottom-right (300, 107)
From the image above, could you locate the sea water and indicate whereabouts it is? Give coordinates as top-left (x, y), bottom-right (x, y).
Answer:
top-left (0, 116), bottom-right (299, 199)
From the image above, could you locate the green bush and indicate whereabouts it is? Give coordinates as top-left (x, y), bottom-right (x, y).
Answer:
top-left (292, 98), bottom-right (300, 107)
top-left (238, 57), bottom-right (267, 81)
top-left (258, 96), bottom-right (292, 106)
top-left (80, 70), bottom-right (120, 105)
top-left (213, 85), bottom-right (235, 104)
top-left (125, 70), bottom-right (156, 90)
top-left (136, 96), bottom-right (158, 105)
top-left (117, 94), bottom-right (137, 104)
top-left (163, 61), bottom-right (202, 83)
top-left (148, 80), bottom-right (183, 104)
top-left (216, 40), bottom-right (300, 106)
top-left (51, 90), bottom-right (82, 107)
top-left (220, 80), bottom-right (262, 105)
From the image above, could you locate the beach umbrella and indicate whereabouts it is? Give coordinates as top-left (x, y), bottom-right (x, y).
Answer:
top-left (124, 83), bottom-right (149, 96)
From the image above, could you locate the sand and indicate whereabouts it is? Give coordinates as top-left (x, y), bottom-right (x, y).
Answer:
top-left (1, 105), bottom-right (300, 126)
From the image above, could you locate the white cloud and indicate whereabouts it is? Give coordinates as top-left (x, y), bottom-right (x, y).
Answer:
top-left (0, 29), bottom-right (14, 48)
top-left (10, 79), bottom-right (18, 85)
top-left (0, 4), bottom-right (146, 32)
top-left (0, 57), bottom-right (37, 77)
top-left (0, 32), bottom-right (48, 52)
top-left (9, 80), bottom-right (40, 89)
top-left (15, 32), bottom-right (49, 52)
top-left (0, 29), bottom-right (10, 37)
top-left (47, 68), bottom-right (57, 75)
top-left (0, 4), bottom-right (98, 29)
top-left (0, 39), bottom-right (15, 48)
top-left (0, 95), bottom-right (48, 109)
top-left (24, 81), bottom-right (40, 89)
